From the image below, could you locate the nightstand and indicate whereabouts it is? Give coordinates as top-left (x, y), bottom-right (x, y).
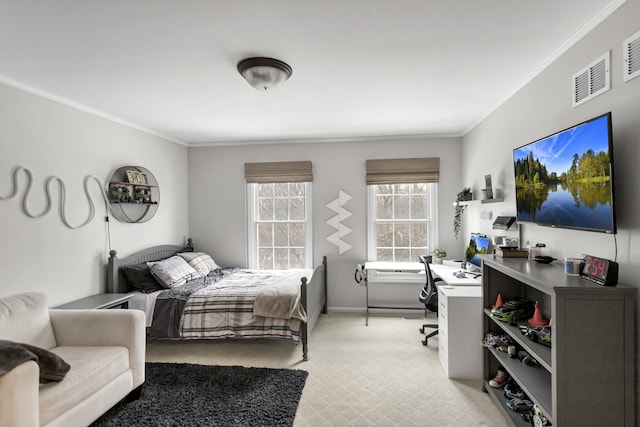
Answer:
top-left (54, 293), bottom-right (133, 310)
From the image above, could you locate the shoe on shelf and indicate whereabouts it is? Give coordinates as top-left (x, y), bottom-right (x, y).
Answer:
top-left (489, 368), bottom-right (508, 388)
top-left (504, 382), bottom-right (525, 400)
top-left (506, 397), bottom-right (534, 413)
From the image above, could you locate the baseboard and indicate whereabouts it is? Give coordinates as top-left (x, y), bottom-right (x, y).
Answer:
top-left (327, 306), bottom-right (425, 316)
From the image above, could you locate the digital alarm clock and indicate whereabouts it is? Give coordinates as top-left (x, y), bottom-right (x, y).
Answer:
top-left (581, 255), bottom-right (618, 286)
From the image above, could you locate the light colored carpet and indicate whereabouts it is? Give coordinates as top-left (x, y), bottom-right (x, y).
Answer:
top-left (146, 312), bottom-right (508, 427)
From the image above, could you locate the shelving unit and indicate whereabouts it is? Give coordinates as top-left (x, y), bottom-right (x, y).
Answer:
top-left (481, 255), bottom-right (636, 426)
top-left (452, 197), bottom-right (503, 206)
top-left (106, 166), bottom-right (159, 223)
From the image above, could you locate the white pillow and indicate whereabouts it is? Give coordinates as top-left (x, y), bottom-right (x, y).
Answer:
top-left (0, 292), bottom-right (57, 350)
top-left (147, 256), bottom-right (201, 288)
top-left (178, 252), bottom-right (219, 276)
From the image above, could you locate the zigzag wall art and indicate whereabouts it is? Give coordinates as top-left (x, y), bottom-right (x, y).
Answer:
top-left (326, 190), bottom-right (352, 254)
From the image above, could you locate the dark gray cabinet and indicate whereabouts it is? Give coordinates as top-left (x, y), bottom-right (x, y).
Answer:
top-left (481, 255), bottom-right (635, 426)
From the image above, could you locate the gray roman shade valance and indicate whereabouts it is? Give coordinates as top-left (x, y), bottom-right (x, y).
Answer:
top-left (244, 161), bottom-right (313, 183)
top-left (365, 157), bottom-right (440, 184)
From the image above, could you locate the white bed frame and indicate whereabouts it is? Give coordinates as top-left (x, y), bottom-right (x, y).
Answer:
top-left (106, 238), bottom-right (327, 360)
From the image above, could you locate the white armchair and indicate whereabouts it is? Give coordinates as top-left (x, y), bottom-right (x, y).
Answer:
top-left (0, 292), bottom-right (145, 427)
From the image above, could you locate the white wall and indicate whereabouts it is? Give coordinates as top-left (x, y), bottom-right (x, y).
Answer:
top-left (461, 0), bottom-right (640, 416)
top-left (188, 137), bottom-right (462, 310)
top-left (0, 83), bottom-right (189, 306)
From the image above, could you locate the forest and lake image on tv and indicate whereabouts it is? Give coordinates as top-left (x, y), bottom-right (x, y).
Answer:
top-left (513, 113), bottom-right (616, 233)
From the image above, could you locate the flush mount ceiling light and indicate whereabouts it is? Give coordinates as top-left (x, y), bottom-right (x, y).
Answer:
top-left (237, 57), bottom-right (292, 90)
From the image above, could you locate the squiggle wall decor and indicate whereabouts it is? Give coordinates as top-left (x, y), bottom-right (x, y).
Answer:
top-left (326, 190), bottom-right (352, 254)
top-left (0, 166), bottom-right (108, 229)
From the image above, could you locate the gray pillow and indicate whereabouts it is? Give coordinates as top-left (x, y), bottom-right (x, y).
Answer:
top-left (178, 252), bottom-right (220, 276)
top-left (0, 340), bottom-right (70, 383)
top-left (147, 256), bottom-right (201, 288)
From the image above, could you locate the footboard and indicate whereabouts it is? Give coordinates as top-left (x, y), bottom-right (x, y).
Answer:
top-left (300, 256), bottom-right (327, 361)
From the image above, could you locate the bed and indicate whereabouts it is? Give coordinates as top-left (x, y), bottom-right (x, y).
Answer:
top-left (106, 238), bottom-right (327, 360)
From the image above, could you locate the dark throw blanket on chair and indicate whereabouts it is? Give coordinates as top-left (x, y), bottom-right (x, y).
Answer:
top-left (0, 340), bottom-right (70, 383)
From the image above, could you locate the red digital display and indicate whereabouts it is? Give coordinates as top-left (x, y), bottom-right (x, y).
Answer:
top-left (583, 255), bottom-right (608, 280)
top-left (581, 255), bottom-right (618, 286)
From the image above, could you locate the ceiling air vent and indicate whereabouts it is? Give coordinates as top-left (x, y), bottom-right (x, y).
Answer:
top-left (623, 29), bottom-right (640, 82)
top-left (572, 51), bottom-right (610, 108)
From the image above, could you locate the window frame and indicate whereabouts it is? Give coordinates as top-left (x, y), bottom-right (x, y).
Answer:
top-left (367, 183), bottom-right (438, 262)
top-left (247, 181), bottom-right (313, 269)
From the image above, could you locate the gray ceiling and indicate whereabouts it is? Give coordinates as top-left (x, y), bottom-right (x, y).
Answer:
top-left (0, 1), bottom-right (622, 145)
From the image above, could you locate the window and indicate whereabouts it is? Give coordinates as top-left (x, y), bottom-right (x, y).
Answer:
top-left (365, 157), bottom-right (439, 262)
top-left (368, 183), bottom-right (436, 262)
top-left (245, 161), bottom-right (313, 269)
top-left (248, 182), bottom-right (312, 269)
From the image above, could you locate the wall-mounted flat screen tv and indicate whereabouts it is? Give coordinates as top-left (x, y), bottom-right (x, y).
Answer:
top-left (513, 112), bottom-right (616, 234)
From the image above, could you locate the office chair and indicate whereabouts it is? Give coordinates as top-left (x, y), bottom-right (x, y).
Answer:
top-left (418, 255), bottom-right (443, 345)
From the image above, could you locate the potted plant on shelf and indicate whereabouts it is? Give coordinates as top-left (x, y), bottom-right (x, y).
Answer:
top-left (454, 187), bottom-right (472, 239)
top-left (432, 249), bottom-right (447, 264)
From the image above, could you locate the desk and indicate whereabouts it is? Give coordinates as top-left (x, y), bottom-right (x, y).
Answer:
top-left (424, 264), bottom-right (483, 379)
top-left (430, 264), bottom-right (482, 286)
top-left (362, 261), bottom-right (482, 379)
top-left (364, 261), bottom-right (424, 283)
top-left (362, 262), bottom-right (425, 326)
top-left (363, 262), bottom-right (482, 286)
top-left (437, 285), bottom-right (483, 379)
top-left (361, 262), bottom-right (481, 325)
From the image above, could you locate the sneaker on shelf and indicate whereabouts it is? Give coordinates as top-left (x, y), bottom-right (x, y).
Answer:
top-left (516, 350), bottom-right (540, 367)
top-left (532, 404), bottom-right (552, 426)
top-left (482, 332), bottom-right (512, 348)
top-left (504, 382), bottom-right (525, 400)
top-left (489, 368), bottom-right (508, 388)
top-left (506, 397), bottom-right (534, 413)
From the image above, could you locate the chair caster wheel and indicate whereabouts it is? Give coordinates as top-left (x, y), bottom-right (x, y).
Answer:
top-left (422, 338), bottom-right (428, 346)
top-left (419, 326), bottom-right (425, 333)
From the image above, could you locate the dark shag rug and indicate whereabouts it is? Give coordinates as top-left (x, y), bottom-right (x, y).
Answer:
top-left (91, 363), bottom-right (309, 427)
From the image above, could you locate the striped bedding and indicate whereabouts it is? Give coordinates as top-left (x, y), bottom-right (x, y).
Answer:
top-left (148, 268), bottom-right (311, 342)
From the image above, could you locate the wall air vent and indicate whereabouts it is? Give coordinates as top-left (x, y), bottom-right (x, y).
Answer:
top-left (572, 51), bottom-right (610, 108)
top-left (623, 29), bottom-right (640, 82)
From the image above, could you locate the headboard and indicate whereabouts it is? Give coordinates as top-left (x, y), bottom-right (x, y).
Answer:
top-left (107, 238), bottom-right (194, 293)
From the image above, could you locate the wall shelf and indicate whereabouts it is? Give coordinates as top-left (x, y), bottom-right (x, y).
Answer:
top-left (106, 166), bottom-right (159, 223)
top-left (452, 198), bottom-right (503, 207)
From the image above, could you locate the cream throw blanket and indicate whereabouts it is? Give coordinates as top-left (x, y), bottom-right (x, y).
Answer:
top-left (253, 269), bottom-right (311, 321)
